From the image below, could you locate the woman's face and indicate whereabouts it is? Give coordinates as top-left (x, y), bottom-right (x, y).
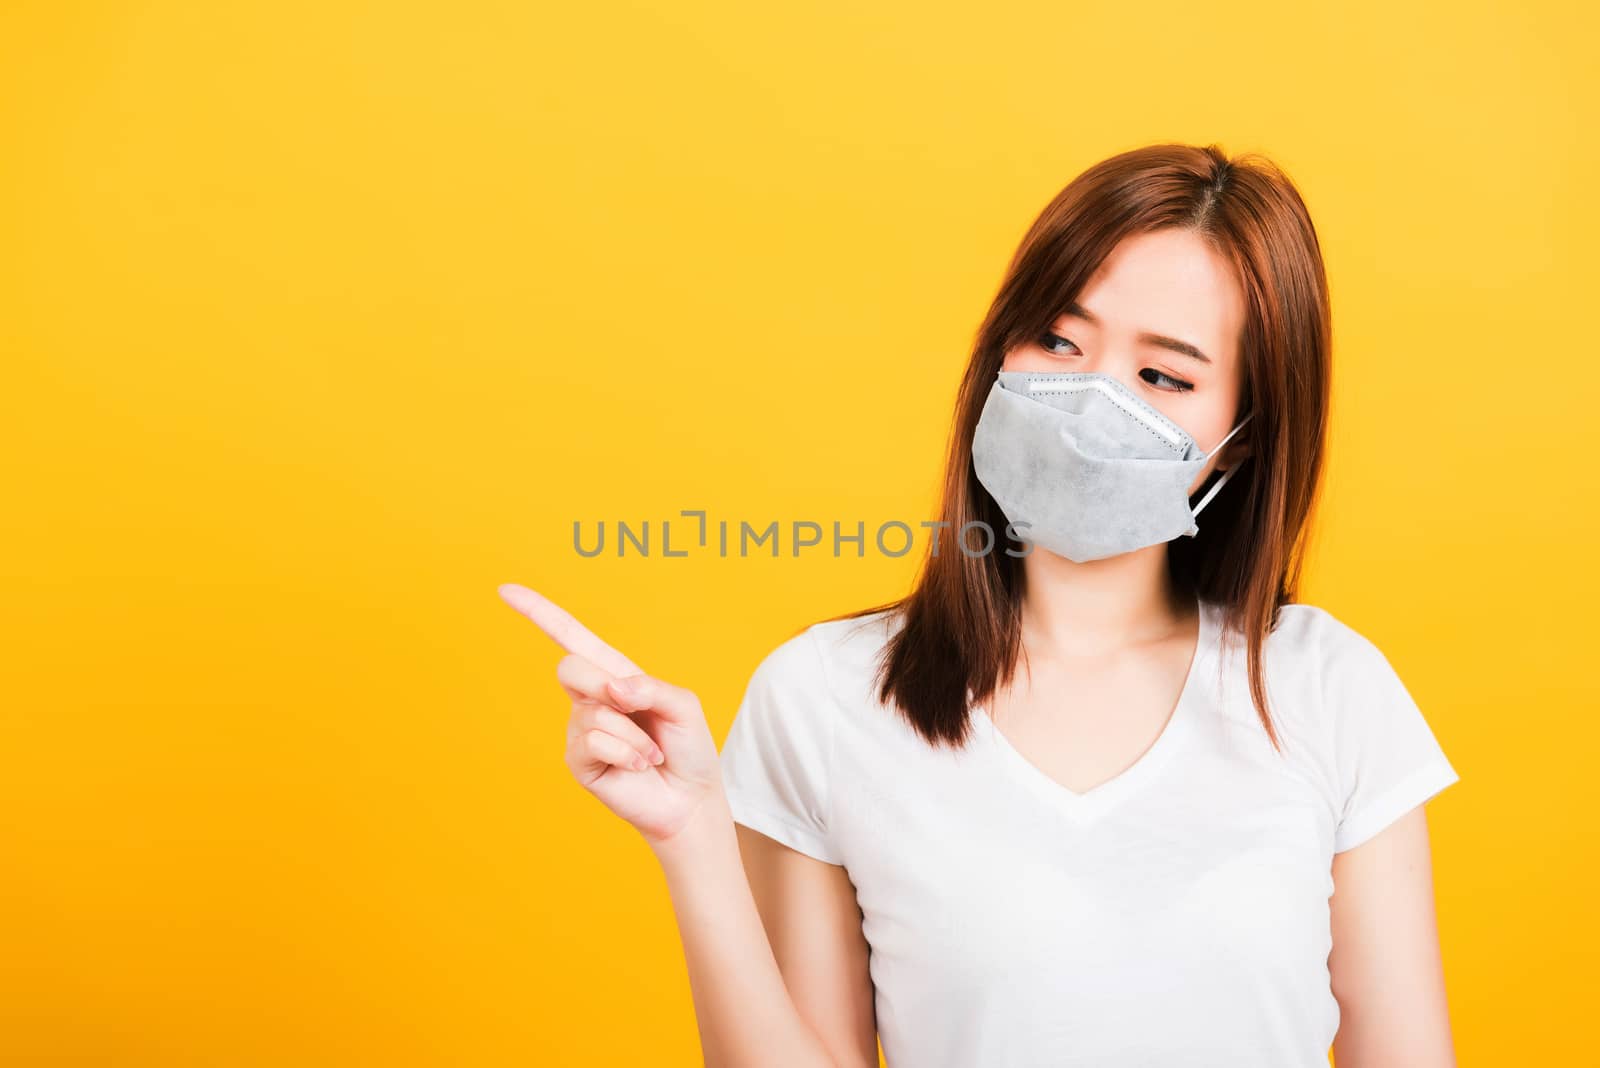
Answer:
top-left (1002, 227), bottom-right (1250, 491)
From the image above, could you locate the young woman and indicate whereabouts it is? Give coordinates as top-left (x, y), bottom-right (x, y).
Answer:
top-left (500, 143), bottom-right (1461, 1066)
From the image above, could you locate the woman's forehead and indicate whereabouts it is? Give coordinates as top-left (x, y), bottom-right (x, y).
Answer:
top-left (1065, 229), bottom-right (1246, 368)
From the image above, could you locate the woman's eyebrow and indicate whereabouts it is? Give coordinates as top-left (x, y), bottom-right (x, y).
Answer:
top-left (1060, 299), bottom-right (1213, 365)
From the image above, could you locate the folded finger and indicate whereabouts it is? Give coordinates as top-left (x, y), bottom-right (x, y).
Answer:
top-left (570, 727), bottom-right (654, 774)
top-left (575, 704), bottom-right (665, 766)
top-left (605, 673), bottom-right (702, 727)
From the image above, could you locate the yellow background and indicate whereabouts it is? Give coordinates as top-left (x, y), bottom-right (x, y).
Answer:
top-left (2, 1), bottom-right (1592, 1063)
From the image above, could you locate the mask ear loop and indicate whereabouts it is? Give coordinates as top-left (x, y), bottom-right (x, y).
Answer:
top-left (1191, 412), bottom-right (1254, 519)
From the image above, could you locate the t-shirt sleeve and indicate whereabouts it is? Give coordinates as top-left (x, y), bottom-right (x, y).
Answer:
top-left (718, 627), bottom-right (842, 865)
top-left (1324, 623), bottom-right (1461, 853)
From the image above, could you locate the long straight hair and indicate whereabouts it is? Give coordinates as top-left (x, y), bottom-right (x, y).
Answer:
top-left (834, 143), bottom-right (1331, 752)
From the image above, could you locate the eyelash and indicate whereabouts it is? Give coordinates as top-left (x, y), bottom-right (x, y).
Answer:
top-left (1038, 330), bottom-right (1195, 393)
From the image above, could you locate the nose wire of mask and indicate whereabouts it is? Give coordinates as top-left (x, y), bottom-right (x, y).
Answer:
top-left (969, 371), bottom-right (1256, 563)
top-left (1189, 412), bottom-right (1254, 520)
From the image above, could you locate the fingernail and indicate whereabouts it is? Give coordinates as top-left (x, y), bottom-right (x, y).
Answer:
top-left (649, 747), bottom-right (665, 765)
top-left (610, 677), bottom-right (637, 698)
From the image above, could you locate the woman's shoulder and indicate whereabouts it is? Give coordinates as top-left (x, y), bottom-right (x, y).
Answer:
top-left (1250, 602), bottom-right (1459, 850)
top-left (1245, 600), bottom-right (1434, 742)
top-left (1259, 600), bottom-right (1403, 674)
top-left (722, 611), bottom-right (904, 865)
top-left (807, 605), bottom-right (904, 684)
top-left (722, 607), bottom-right (903, 801)
top-left (744, 605), bottom-right (902, 711)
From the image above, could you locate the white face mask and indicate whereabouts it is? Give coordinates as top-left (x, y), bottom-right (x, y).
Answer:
top-left (971, 370), bottom-right (1252, 563)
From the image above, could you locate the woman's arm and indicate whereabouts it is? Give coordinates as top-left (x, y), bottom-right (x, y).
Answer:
top-left (651, 796), bottom-right (877, 1068)
top-left (1328, 805), bottom-right (1457, 1066)
top-left (734, 823), bottom-right (877, 1064)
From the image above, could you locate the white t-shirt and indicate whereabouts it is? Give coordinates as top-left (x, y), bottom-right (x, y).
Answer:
top-left (718, 599), bottom-right (1460, 1067)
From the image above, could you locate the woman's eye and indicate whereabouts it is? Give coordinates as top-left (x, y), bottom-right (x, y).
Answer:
top-left (1039, 330), bottom-right (1081, 357)
top-left (1038, 330), bottom-right (1192, 392)
top-left (1139, 368), bottom-right (1194, 392)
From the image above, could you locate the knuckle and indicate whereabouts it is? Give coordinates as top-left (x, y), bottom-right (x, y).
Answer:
top-left (582, 728), bottom-right (623, 762)
top-left (556, 653), bottom-right (591, 688)
top-left (604, 714), bottom-right (647, 749)
top-left (668, 682), bottom-right (701, 712)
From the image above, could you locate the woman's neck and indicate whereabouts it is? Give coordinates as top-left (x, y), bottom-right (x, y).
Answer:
top-left (1017, 544), bottom-right (1192, 657)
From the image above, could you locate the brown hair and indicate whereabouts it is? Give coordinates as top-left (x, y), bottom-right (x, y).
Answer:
top-left (832, 142), bottom-right (1331, 752)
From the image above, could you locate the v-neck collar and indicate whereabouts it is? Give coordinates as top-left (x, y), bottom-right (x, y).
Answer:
top-left (974, 597), bottom-right (1218, 826)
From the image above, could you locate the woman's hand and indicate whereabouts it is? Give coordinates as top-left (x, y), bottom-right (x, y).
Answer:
top-left (497, 583), bottom-right (724, 846)
top-left (500, 585), bottom-right (863, 1068)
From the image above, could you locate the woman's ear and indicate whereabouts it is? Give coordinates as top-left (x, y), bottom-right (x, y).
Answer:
top-left (1216, 436), bottom-right (1252, 473)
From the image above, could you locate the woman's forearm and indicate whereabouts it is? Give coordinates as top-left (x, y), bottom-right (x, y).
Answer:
top-left (650, 789), bottom-right (837, 1068)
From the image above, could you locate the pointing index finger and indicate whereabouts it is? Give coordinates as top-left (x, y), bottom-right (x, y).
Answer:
top-left (497, 583), bottom-right (644, 678)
